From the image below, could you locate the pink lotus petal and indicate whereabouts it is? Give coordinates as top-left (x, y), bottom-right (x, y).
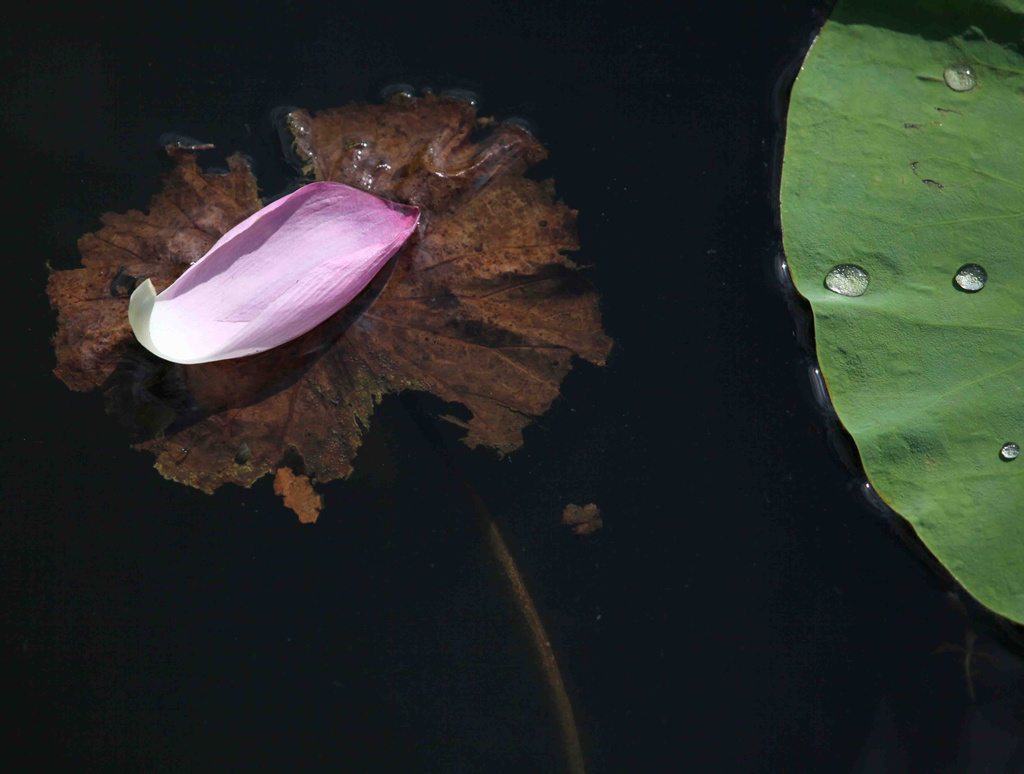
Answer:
top-left (129, 182), bottom-right (419, 364)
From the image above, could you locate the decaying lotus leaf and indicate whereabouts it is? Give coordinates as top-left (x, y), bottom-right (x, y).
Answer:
top-left (48, 146), bottom-right (261, 391)
top-left (47, 94), bottom-right (612, 512)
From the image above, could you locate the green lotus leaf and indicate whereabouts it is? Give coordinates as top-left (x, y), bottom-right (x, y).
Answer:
top-left (781, 0), bottom-right (1024, 621)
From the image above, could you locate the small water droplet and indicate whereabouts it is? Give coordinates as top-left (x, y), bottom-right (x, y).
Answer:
top-left (774, 253), bottom-right (794, 291)
top-left (859, 480), bottom-right (889, 513)
top-left (379, 83), bottom-right (416, 101)
top-left (1000, 442), bottom-right (1020, 461)
top-left (954, 262), bottom-right (987, 292)
top-left (943, 64), bottom-right (976, 92)
top-left (270, 104), bottom-right (302, 132)
top-left (157, 133), bottom-right (214, 151)
top-left (271, 106), bottom-right (313, 168)
top-left (953, 263), bottom-right (987, 292)
top-left (502, 116), bottom-right (538, 136)
top-left (808, 365), bottom-right (834, 415)
top-left (440, 88), bottom-right (480, 106)
top-left (824, 264), bottom-right (870, 297)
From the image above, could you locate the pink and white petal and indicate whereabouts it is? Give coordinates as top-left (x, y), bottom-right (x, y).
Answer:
top-left (128, 182), bottom-right (418, 364)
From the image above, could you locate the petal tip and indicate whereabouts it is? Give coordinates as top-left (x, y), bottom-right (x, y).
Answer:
top-left (128, 278), bottom-right (160, 356)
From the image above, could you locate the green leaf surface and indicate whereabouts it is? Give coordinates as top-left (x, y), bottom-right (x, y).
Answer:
top-left (781, 0), bottom-right (1024, 620)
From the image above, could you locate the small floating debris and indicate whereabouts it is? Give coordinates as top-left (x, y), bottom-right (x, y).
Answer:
top-left (562, 503), bottom-right (603, 535)
top-left (274, 467), bottom-right (323, 523)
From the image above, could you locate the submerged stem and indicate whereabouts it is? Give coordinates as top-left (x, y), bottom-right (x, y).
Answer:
top-left (466, 488), bottom-right (587, 774)
top-left (397, 394), bottom-right (585, 772)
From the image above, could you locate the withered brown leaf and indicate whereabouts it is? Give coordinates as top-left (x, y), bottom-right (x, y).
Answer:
top-left (48, 94), bottom-right (612, 512)
top-left (48, 146), bottom-right (261, 392)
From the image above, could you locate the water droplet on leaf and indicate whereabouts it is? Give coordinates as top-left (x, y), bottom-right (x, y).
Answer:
top-left (824, 264), bottom-right (870, 297)
top-left (943, 64), bottom-right (976, 92)
top-left (954, 263), bottom-right (987, 292)
top-left (1000, 443), bottom-right (1020, 461)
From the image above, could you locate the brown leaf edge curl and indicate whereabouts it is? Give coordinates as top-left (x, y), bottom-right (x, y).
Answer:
top-left (48, 94), bottom-right (613, 504)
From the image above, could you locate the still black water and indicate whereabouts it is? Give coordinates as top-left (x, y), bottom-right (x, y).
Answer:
top-left (4, 1), bottom-right (1024, 772)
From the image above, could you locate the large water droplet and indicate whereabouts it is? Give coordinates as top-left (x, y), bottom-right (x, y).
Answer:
top-left (943, 64), bottom-right (977, 92)
top-left (954, 263), bottom-right (987, 292)
top-left (1000, 442), bottom-right (1020, 461)
top-left (824, 264), bottom-right (870, 297)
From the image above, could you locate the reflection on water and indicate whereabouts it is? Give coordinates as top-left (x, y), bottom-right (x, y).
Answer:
top-left (47, 93), bottom-right (612, 516)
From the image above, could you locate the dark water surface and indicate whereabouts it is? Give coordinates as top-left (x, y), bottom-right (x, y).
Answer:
top-left (4, 1), bottom-right (1024, 772)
